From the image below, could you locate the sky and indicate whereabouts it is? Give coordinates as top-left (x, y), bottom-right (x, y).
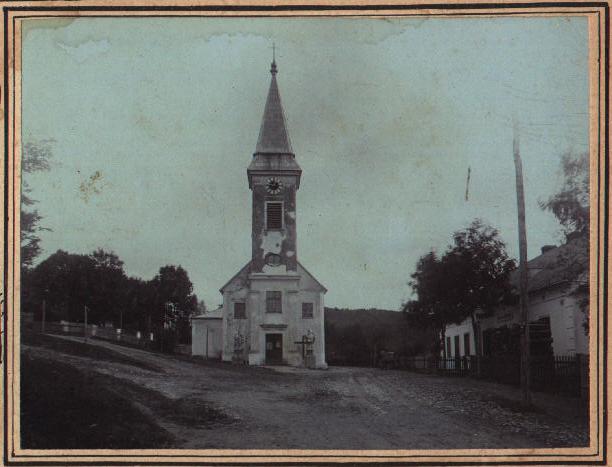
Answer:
top-left (21, 16), bottom-right (589, 310)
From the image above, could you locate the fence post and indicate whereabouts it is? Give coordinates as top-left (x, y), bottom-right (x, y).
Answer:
top-left (41, 299), bottom-right (46, 333)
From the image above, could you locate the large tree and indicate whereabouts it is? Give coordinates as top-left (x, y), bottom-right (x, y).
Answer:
top-left (407, 220), bottom-right (515, 358)
top-left (149, 265), bottom-right (198, 342)
top-left (406, 251), bottom-right (462, 356)
top-left (540, 151), bottom-right (589, 238)
top-left (23, 249), bottom-right (128, 325)
top-left (444, 220), bottom-right (516, 358)
top-left (540, 151), bottom-right (590, 330)
top-left (21, 140), bottom-right (53, 269)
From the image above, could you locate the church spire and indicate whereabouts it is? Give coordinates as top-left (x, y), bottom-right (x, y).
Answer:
top-left (255, 50), bottom-right (293, 155)
top-left (270, 42), bottom-right (277, 75)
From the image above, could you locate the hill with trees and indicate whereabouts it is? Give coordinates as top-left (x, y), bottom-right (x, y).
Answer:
top-left (324, 307), bottom-right (436, 366)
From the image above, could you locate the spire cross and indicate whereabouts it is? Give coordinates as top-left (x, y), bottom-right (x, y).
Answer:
top-left (270, 42), bottom-right (278, 75)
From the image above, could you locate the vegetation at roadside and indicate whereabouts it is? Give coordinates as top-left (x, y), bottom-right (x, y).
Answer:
top-left (21, 250), bottom-right (199, 347)
top-left (20, 351), bottom-right (173, 449)
top-left (404, 220), bottom-right (516, 357)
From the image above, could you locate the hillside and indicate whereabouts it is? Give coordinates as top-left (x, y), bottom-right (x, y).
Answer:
top-left (324, 307), bottom-right (435, 366)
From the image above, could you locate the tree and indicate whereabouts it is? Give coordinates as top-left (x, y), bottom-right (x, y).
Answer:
top-left (150, 265), bottom-right (198, 344)
top-left (407, 220), bottom-right (516, 358)
top-left (21, 140), bottom-right (53, 269)
top-left (23, 249), bottom-right (128, 325)
top-left (540, 151), bottom-right (590, 331)
top-left (540, 151), bottom-right (589, 239)
top-left (406, 251), bottom-right (461, 357)
top-left (86, 249), bottom-right (128, 327)
top-left (444, 220), bottom-right (516, 359)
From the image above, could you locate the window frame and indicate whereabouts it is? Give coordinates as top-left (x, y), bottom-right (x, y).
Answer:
top-left (265, 291), bottom-right (282, 313)
top-left (463, 332), bottom-right (471, 356)
top-left (301, 302), bottom-right (314, 319)
top-left (233, 302), bottom-right (246, 320)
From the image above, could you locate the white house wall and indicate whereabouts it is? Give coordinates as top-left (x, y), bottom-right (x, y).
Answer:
top-left (445, 284), bottom-right (588, 357)
top-left (443, 318), bottom-right (476, 357)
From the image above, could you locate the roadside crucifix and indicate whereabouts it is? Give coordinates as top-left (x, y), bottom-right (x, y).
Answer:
top-left (295, 330), bottom-right (316, 368)
top-left (233, 333), bottom-right (246, 364)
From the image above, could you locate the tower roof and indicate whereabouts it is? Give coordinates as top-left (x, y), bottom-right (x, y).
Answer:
top-left (255, 58), bottom-right (294, 155)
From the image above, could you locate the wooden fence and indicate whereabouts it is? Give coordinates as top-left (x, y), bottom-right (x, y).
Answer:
top-left (395, 354), bottom-right (588, 398)
top-left (25, 321), bottom-right (192, 355)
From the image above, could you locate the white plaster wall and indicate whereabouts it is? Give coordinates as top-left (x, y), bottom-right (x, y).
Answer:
top-left (192, 319), bottom-right (223, 358)
top-left (452, 284), bottom-right (589, 357)
top-left (522, 289), bottom-right (583, 356)
top-left (222, 286), bottom-right (250, 363)
top-left (444, 318), bottom-right (475, 357)
top-left (221, 270), bottom-right (326, 367)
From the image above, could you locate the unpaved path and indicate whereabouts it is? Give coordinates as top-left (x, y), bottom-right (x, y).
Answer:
top-left (23, 335), bottom-right (588, 449)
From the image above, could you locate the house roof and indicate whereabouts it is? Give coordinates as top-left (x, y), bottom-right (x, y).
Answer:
top-left (511, 236), bottom-right (588, 293)
top-left (192, 307), bottom-right (223, 320)
top-left (254, 59), bottom-right (293, 155)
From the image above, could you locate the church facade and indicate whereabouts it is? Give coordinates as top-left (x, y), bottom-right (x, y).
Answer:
top-left (217, 58), bottom-right (327, 368)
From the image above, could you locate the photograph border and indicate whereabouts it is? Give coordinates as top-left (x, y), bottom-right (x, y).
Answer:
top-left (1, 1), bottom-right (608, 464)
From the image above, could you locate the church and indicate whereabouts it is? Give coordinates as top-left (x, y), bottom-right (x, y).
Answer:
top-left (194, 56), bottom-right (327, 368)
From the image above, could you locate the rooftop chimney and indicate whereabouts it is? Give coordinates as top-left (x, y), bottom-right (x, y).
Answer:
top-left (541, 245), bottom-right (556, 255)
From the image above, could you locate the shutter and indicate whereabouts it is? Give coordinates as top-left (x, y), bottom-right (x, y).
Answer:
top-left (266, 202), bottom-right (283, 230)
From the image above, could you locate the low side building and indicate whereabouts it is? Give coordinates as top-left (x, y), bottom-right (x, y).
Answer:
top-left (191, 308), bottom-right (223, 359)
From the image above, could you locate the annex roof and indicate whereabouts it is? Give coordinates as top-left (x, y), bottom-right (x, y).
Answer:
top-left (192, 307), bottom-right (223, 320)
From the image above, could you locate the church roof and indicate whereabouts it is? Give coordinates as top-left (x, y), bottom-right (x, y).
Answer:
top-left (219, 260), bottom-right (327, 294)
top-left (255, 59), bottom-right (294, 155)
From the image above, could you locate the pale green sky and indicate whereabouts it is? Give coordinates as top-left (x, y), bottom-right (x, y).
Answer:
top-left (22, 16), bottom-right (589, 310)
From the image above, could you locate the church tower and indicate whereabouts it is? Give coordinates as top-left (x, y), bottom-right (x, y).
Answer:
top-left (217, 54), bottom-right (327, 369)
top-left (247, 56), bottom-right (301, 274)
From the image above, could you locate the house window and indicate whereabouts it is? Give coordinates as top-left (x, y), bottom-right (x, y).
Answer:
top-left (234, 302), bottom-right (246, 319)
top-left (266, 202), bottom-right (283, 230)
top-left (454, 335), bottom-right (460, 359)
top-left (446, 336), bottom-right (451, 358)
top-left (302, 303), bottom-right (313, 319)
top-left (266, 291), bottom-right (282, 313)
top-left (464, 333), bottom-right (471, 356)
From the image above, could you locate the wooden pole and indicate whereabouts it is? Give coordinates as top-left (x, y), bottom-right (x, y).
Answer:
top-left (513, 123), bottom-right (531, 407)
top-left (84, 305), bottom-right (88, 342)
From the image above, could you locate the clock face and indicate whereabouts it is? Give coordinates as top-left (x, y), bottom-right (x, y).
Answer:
top-left (265, 177), bottom-right (283, 195)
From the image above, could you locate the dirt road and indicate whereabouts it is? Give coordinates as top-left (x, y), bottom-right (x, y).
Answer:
top-left (22, 335), bottom-right (588, 449)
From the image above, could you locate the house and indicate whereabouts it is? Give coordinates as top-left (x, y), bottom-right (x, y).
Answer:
top-left (444, 235), bottom-right (588, 358)
top-left (193, 57), bottom-right (327, 368)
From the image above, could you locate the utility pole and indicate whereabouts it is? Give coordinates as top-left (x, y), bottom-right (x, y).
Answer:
top-left (513, 122), bottom-right (531, 407)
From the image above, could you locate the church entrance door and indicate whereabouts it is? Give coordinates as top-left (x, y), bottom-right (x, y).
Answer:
top-left (265, 333), bottom-right (283, 365)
